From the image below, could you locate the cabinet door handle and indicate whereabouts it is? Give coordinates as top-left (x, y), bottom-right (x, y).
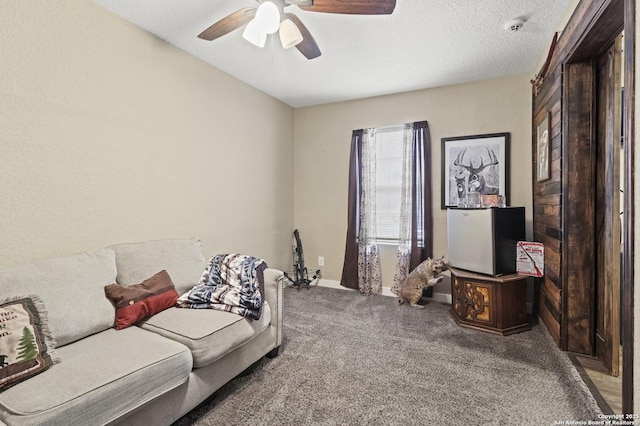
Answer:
top-left (454, 295), bottom-right (473, 307)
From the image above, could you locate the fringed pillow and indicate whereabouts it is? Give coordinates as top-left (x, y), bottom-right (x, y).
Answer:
top-left (0, 295), bottom-right (59, 391)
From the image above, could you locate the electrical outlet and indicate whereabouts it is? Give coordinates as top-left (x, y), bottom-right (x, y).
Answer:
top-left (318, 256), bottom-right (325, 267)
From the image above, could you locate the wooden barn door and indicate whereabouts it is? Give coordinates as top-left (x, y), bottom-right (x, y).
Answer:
top-left (594, 36), bottom-right (622, 376)
top-left (541, 0), bottom-right (633, 411)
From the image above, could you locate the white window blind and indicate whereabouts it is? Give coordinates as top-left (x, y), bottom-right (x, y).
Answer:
top-left (374, 125), bottom-right (405, 243)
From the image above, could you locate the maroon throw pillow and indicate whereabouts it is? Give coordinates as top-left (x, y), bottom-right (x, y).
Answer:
top-left (104, 270), bottom-right (179, 330)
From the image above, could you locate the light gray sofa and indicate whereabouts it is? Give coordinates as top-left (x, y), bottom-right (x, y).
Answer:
top-left (0, 238), bottom-right (284, 426)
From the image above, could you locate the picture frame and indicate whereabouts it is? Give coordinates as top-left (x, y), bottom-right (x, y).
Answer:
top-left (441, 132), bottom-right (510, 209)
top-left (536, 112), bottom-right (551, 182)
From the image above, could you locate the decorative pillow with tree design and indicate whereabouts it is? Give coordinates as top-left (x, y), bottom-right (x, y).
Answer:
top-left (0, 295), bottom-right (59, 391)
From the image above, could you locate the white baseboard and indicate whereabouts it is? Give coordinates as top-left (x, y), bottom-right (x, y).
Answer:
top-left (311, 280), bottom-right (532, 314)
top-left (316, 279), bottom-right (452, 305)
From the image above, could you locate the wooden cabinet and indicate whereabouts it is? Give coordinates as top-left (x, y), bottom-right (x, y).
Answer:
top-left (450, 267), bottom-right (530, 336)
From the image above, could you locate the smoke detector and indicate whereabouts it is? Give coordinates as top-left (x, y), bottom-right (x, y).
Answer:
top-left (504, 18), bottom-right (525, 33)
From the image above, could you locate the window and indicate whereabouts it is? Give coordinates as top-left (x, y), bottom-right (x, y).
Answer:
top-left (367, 124), bottom-right (425, 245)
top-left (373, 125), bottom-right (405, 243)
top-left (342, 121), bottom-right (432, 291)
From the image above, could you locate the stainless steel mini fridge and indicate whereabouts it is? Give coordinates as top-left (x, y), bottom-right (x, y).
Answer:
top-left (447, 207), bottom-right (526, 276)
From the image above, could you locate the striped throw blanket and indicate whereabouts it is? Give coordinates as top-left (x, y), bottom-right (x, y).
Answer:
top-left (177, 254), bottom-right (267, 319)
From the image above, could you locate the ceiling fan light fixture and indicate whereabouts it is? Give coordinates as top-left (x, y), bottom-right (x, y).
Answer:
top-left (279, 19), bottom-right (303, 49)
top-left (242, 19), bottom-right (267, 47)
top-left (254, 1), bottom-right (281, 35)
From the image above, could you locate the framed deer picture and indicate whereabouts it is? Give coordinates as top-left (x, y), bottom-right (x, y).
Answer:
top-left (441, 132), bottom-right (510, 209)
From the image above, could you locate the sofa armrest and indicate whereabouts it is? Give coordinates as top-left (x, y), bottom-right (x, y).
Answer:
top-left (263, 268), bottom-right (285, 347)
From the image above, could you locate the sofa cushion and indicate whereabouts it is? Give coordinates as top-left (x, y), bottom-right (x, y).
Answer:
top-left (0, 295), bottom-right (59, 391)
top-left (104, 270), bottom-right (179, 330)
top-left (0, 249), bottom-right (117, 347)
top-left (139, 302), bottom-right (271, 368)
top-left (0, 327), bottom-right (192, 426)
top-left (111, 238), bottom-right (206, 295)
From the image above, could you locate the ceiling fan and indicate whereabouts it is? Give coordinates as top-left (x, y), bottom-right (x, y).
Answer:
top-left (197, 0), bottom-right (397, 60)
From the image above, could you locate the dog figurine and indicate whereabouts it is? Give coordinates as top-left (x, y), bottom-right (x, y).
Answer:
top-left (398, 257), bottom-right (447, 309)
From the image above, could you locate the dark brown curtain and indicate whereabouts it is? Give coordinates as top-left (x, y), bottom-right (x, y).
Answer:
top-left (409, 121), bottom-right (434, 296)
top-left (340, 129), bottom-right (363, 289)
top-left (410, 121), bottom-right (433, 266)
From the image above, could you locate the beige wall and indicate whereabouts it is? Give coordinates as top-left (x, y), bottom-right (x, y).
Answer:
top-left (293, 74), bottom-right (533, 294)
top-left (0, 1), bottom-right (294, 270)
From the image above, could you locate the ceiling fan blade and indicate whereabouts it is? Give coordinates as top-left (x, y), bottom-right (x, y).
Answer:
top-left (197, 7), bottom-right (256, 41)
top-left (299, 0), bottom-right (396, 15)
top-left (286, 13), bottom-right (321, 60)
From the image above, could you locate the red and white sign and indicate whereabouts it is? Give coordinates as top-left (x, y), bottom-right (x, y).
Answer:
top-left (516, 242), bottom-right (544, 277)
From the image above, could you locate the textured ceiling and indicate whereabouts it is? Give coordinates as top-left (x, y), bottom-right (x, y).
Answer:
top-left (90, 0), bottom-right (571, 108)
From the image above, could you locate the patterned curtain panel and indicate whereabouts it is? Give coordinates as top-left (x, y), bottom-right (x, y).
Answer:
top-left (392, 123), bottom-right (414, 295)
top-left (391, 121), bottom-right (434, 296)
top-left (357, 128), bottom-right (382, 294)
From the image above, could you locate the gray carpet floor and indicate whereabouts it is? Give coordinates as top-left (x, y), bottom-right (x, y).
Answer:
top-left (174, 285), bottom-right (603, 425)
